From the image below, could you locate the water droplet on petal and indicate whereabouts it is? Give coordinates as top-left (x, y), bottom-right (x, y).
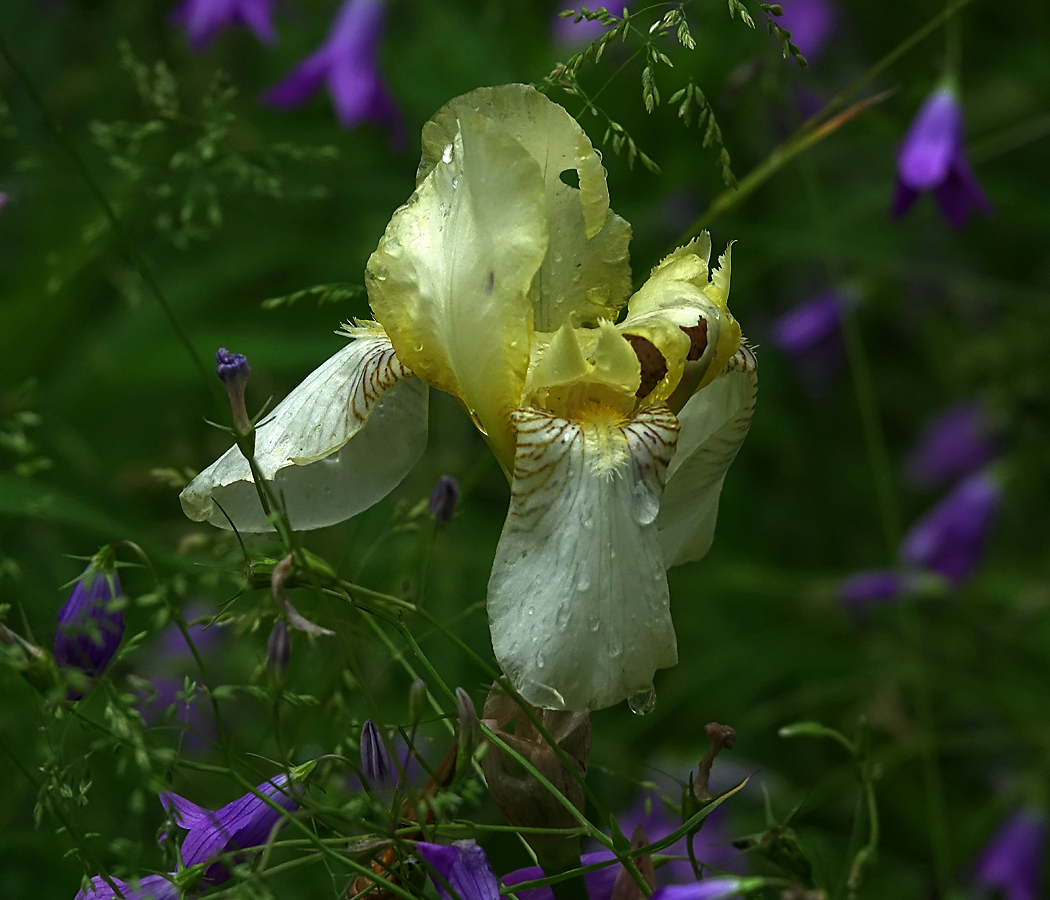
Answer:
top-left (536, 652), bottom-right (545, 669)
top-left (628, 687), bottom-right (656, 716)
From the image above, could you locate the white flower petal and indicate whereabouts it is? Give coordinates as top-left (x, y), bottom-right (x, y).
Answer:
top-left (180, 332), bottom-right (428, 532)
top-left (657, 345), bottom-right (757, 567)
top-left (488, 405), bottom-right (680, 711)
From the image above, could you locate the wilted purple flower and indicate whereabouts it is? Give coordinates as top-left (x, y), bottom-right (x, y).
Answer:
top-left (905, 401), bottom-right (998, 490)
top-left (54, 557), bottom-right (125, 698)
top-left (261, 0), bottom-right (403, 143)
top-left (169, 0), bottom-right (277, 52)
top-left (973, 809), bottom-right (1046, 900)
top-left (770, 290), bottom-right (845, 394)
top-left (160, 772), bottom-right (304, 885)
top-left (552, 3), bottom-right (632, 48)
top-left (417, 840), bottom-right (501, 900)
top-left (360, 719), bottom-right (394, 790)
top-left (775, 0), bottom-right (836, 63)
top-left (837, 569), bottom-right (906, 608)
top-left (74, 873), bottom-right (178, 900)
top-left (892, 86), bottom-right (994, 228)
top-left (429, 474), bottom-right (461, 523)
top-left (900, 470), bottom-right (1001, 585)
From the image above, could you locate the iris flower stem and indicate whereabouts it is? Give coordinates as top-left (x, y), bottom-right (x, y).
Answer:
top-left (675, 0), bottom-right (979, 246)
top-left (0, 36), bottom-right (213, 388)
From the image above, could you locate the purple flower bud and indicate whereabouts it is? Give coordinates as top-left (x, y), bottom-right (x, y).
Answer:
top-left (169, 0), bottom-right (277, 52)
top-left (837, 569), bottom-right (906, 607)
top-left (74, 873), bottom-right (178, 900)
top-left (416, 840), bottom-right (501, 900)
top-left (972, 809), bottom-right (1046, 900)
top-left (770, 290), bottom-right (845, 394)
top-left (266, 619), bottom-right (291, 679)
top-left (900, 470), bottom-right (1001, 585)
top-left (905, 401), bottom-right (998, 490)
top-left (159, 773), bottom-right (304, 886)
top-left (215, 347), bottom-right (252, 435)
top-left (261, 0), bottom-right (404, 146)
top-left (892, 86), bottom-right (994, 228)
top-left (360, 719), bottom-right (394, 790)
top-left (54, 558), bottom-right (125, 699)
top-left (774, 0), bottom-right (836, 63)
top-left (551, 3), bottom-right (633, 48)
top-left (429, 474), bottom-right (461, 523)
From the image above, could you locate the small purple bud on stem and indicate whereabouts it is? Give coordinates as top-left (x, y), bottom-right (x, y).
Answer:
top-left (215, 347), bottom-right (253, 435)
top-left (360, 720), bottom-right (394, 790)
top-left (266, 619), bottom-right (291, 679)
top-left (455, 687), bottom-right (478, 775)
top-left (429, 475), bottom-right (460, 523)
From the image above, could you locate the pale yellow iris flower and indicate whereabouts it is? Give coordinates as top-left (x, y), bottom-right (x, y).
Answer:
top-left (181, 84), bottom-right (757, 712)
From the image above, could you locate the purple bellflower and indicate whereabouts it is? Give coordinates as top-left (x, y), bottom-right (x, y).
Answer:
top-left (972, 809), bottom-right (1046, 900)
top-left (651, 881), bottom-right (745, 900)
top-left (417, 841), bottom-right (501, 900)
top-left (74, 873), bottom-right (178, 900)
top-left (261, 0), bottom-right (403, 144)
top-left (159, 772), bottom-right (305, 885)
top-left (900, 470), bottom-right (1001, 585)
top-left (503, 850), bottom-right (621, 900)
top-left (770, 290), bottom-right (845, 394)
top-left (430, 474), bottom-right (461, 523)
top-left (775, 0), bottom-right (836, 63)
top-left (169, 0), bottom-right (277, 52)
top-left (892, 86), bottom-right (993, 228)
top-left (54, 552), bottom-right (125, 698)
top-left (905, 401), bottom-right (998, 490)
top-left (837, 569), bottom-right (906, 608)
top-left (552, 3), bottom-right (633, 48)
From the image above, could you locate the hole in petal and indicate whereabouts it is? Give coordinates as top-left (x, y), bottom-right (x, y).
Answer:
top-left (559, 168), bottom-right (580, 189)
top-left (624, 334), bottom-right (667, 398)
top-left (681, 318), bottom-right (709, 361)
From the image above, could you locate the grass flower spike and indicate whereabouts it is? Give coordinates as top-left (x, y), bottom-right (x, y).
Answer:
top-left (181, 84), bottom-right (756, 711)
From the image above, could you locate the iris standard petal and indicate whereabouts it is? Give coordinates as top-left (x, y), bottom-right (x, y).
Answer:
top-left (418, 84), bottom-right (632, 331)
top-left (487, 405), bottom-right (680, 711)
top-left (367, 108), bottom-right (549, 473)
top-left (179, 327), bottom-right (428, 532)
top-left (657, 345), bottom-right (757, 567)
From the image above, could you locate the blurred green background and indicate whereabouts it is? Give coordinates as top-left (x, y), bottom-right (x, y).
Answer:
top-left (2, 1), bottom-right (1049, 898)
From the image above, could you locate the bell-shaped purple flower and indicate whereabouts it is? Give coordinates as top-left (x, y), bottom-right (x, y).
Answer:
top-left (900, 470), bottom-right (1001, 585)
top-left (892, 86), bottom-right (993, 228)
top-left (74, 873), bottom-right (178, 900)
top-left (775, 0), bottom-right (836, 63)
top-left (429, 474), bottom-right (461, 524)
top-left (54, 557), bottom-right (125, 698)
top-left (503, 850), bottom-right (622, 900)
top-left (416, 840), bottom-right (501, 900)
top-left (159, 772), bottom-right (304, 885)
top-left (169, 0), bottom-right (277, 52)
top-left (261, 0), bottom-right (403, 144)
top-left (905, 401), bottom-right (998, 490)
top-left (972, 809), bottom-right (1046, 900)
top-left (770, 290), bottom-right (845, 394)
top-left (651, 881), bottom-right (745, 900)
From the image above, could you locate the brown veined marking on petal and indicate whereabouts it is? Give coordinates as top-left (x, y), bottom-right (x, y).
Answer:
top-left (725, 342), bottom-right (758, 375)
top-left (349, 340), bottom-right (413, 422)
top-left (680, 318), bottom-right (709, 362)
top-left (507, 410), bottom-right (579, 521)
top-left (623, 334), bottom-right (668, 399)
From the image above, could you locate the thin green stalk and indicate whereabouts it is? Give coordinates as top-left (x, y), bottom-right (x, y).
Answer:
top-left (0, 36), bottom-right (212, 387)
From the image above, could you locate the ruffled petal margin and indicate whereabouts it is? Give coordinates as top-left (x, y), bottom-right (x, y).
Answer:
top-left (487, 405), bottom-right (680, 711)
top-left (179, 329), bottom-right (427, 532)
top-left (657, 345), bottom-right (757, 567)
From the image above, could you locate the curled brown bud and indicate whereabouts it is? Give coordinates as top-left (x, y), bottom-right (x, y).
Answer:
top-left (694, 721), bottom-right (737, 803)
top-left (480, 678), bottom-right (591, 870)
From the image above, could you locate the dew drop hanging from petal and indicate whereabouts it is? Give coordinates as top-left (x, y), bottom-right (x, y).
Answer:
top-left (628, 687), bottom-right (657, 716)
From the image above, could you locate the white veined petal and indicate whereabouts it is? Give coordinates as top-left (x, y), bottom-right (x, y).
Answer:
top-left (487, 405), bottom-right (680, 712)
top-left (180, 333), bottom-right (428, 533)
top-left (657, 345), bottom-right (757, 567)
